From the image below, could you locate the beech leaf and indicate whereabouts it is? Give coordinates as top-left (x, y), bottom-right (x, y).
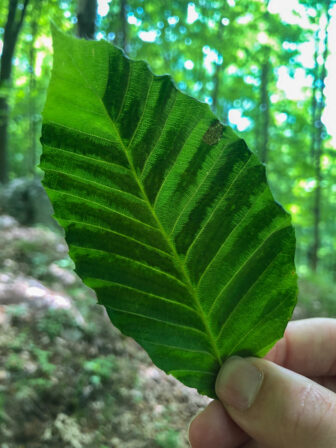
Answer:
top-left (40, 27), bottom-right (297, 397)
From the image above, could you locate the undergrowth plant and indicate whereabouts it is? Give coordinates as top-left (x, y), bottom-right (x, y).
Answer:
top-left (39, 26), bottom-right (297, 397)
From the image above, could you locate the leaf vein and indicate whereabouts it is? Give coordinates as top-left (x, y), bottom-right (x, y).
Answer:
top-left (71, 244), bottom-right (186, 288)
top-left (168, 369), bottom-right (216, 376)
top-left (93, 280), bottom-right (197, 314)
top-left (126, 75), bottom-right (154, 149)
top-left (136, 339), bottom-right (217, 360)
top-left (215, 254), bottom-right (282, 342)
top-left (105, 305), bottom-right (207, 338)
top-left (226, 293), bottom-right (293, 358)
top-left (153, 114), bottom-right (206, 210)
top-left (140, 91), bottom-right (178, 178)
top-left (45, 121), bottom-right (117, 145)
top-left (197, 187), bottom-right (268, 287)
top-left (42, 143), bottom-right (131, 174)
top-left (59, 219), bottom-right (172, 257)
top-left (185, 153), bottom-right (253, 261)
top-left (43, 167), bottom-right (146, 203)
top-left (208, 224), bottom-right (291, 318)
top-left (115, 58), bottom-right (131, 122)
top-left (45, 187), bottom-right (158, 231)
top-left (168, 139), bottom-right (227, 236)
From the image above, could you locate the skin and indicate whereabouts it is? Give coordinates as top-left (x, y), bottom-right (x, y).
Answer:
top-left (189, 318), bottom-right (336, 448)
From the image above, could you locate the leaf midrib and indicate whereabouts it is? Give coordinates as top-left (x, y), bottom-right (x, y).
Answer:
top-left (59, 41), bottom-right (223, 366)
top-left (122, 139), bottom-right (223, 367)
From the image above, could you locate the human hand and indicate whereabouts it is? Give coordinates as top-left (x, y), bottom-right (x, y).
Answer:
top-left (189, 318), bottom-right (336, 447)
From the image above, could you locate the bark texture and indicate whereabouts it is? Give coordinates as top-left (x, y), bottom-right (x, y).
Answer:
top-left (0, 0), bottom-right (30, 184)
top-left (77, 0), bottom-right (97, 40)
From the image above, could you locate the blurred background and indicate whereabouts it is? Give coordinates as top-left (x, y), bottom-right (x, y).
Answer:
top-left (0, 0), bottom-right (335, 446)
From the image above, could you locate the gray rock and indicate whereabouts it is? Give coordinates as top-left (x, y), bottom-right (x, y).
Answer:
top-left (0, 177), bottom-right (57, 228)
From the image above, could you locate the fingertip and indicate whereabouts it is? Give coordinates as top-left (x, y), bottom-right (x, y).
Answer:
top-left (265, 318), bottom-right (336, 377)
top-left (219, 358), bottom-right (336, 447)
top-left (189, 400), bottom-right (248, 448)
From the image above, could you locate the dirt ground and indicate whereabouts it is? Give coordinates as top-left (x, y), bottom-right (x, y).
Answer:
top-left (0, 215), bottom-right (210, 447)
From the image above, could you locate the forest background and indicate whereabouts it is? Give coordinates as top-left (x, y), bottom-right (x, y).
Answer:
top-left (0, 0), bottom-right (335, 447)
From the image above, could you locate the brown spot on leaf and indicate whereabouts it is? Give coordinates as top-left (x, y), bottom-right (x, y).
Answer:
top-left (202, 120), bottom-right (224, 145)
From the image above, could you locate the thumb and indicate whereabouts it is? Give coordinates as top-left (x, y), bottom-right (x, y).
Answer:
top-left (215, 356), bottom-right (336, 448)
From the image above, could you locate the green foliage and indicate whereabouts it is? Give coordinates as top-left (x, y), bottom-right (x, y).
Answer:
top-left (0, 394), bottom-right (5, 423)
top-left (5, 352), bottom-right (25, 372)
top-left (83, 355), bottom-right (116, 385)
top-left (1, 0), bottom-right (335, 280)
top-left (0, 288), bottom-right (198, 446)
top-left (40, 28), bottom-right (297, 397)
top-left (155, 428), bottom-right (183, 448)
top-left (32, 347), bottom-right (56, 375)
top-left (37, 308), bottom-right (79, 340)
top-left (297, 273), bottom-right (336, 317)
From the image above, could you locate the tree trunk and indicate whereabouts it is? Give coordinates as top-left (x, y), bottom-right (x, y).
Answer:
top-left (310, 2), bottom-right (331, 272)
top-left (259, 1), bottom-right (271, 164)
top-left (311, 146), bottom-right (322, 272)
top-left (254, 97), bottom-right (260, 158)
top-left (259, 50), bottom-right (270, 164)
top-left (212, 63), bottom-right (221, 114)
top-left (0, 97), bottom-right (9, 184)
top-left (28, 3), bottom-right (40, 176)
top-left (117, 0), bottom-right (127, 51)
top-left (211, 62), bottom-right (228, 124)
top-left (310, 30), bottom-right (320, 160)
top-left (0, 0), bottom-right (30, 184)
top-left (77, 0), bottom-right (97, 40)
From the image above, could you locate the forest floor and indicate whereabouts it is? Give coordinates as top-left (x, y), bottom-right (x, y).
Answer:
top-left (0, 215), bottom-right (209, 448)
top-left (0, 215), bottom-right (335, 448)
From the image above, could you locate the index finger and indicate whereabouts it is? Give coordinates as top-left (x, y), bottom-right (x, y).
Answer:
top-left (265, 318), bottom-right (336, 377)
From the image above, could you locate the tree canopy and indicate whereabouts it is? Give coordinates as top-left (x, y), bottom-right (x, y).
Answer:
top-left (0, 0), bottom-right (335, 279)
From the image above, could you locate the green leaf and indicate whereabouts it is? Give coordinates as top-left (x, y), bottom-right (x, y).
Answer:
top-left (40, 27), bottom-right (297, 397)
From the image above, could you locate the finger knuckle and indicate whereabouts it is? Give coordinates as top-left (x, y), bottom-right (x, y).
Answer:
top-left (287, 382), bottom-right (335, 442)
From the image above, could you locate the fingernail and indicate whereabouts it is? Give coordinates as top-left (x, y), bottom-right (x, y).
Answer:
top-left (215, 356), bottom-right (264, 411)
